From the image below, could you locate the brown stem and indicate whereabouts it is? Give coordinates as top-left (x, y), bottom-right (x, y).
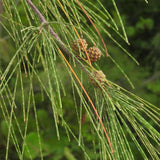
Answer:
top-left (26, 0), bottom-right (46, 23)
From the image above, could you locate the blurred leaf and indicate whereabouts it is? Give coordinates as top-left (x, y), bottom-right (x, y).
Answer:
top-left (24, 132), bottom-right (42, 159)
top-left (42, 129), bottom-right (68, 156)
top-left (64, 147), bottom-right (76, 160)
top-left (136, 18), bottom-right (154, 30)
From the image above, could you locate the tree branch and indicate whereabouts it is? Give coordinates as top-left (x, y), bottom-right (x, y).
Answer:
top-left (25, 0), bottom-right (113, 153)
top-left (26, 0), bottom-right (46, 23)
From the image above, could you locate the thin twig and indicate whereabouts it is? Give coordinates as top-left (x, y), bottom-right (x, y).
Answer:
top-left (26, 0), bottom-right (46, 23)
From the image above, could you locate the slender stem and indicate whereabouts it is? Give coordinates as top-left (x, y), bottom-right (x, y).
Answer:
top-left (26, 0), bottom-right (46, 23)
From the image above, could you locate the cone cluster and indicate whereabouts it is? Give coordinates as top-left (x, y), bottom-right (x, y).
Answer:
top-left (89, 70), bottom-right (106, 87)
top-left (72, 38), bottom-right (101, 62)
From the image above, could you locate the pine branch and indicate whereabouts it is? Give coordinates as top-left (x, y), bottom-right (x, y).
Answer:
top-left (26, 0), bottom-right (113, 154)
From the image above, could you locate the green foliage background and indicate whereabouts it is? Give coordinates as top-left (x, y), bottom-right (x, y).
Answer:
top-left (0, 0), bottom-right (160, 159)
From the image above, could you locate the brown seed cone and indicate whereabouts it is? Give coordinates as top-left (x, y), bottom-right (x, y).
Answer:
top-left (89, 70), bottom-right (106, 87)
top-left (71, 39), bottom-right (88, 53)
top-left (87, 46), bottom-right (101, 62)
